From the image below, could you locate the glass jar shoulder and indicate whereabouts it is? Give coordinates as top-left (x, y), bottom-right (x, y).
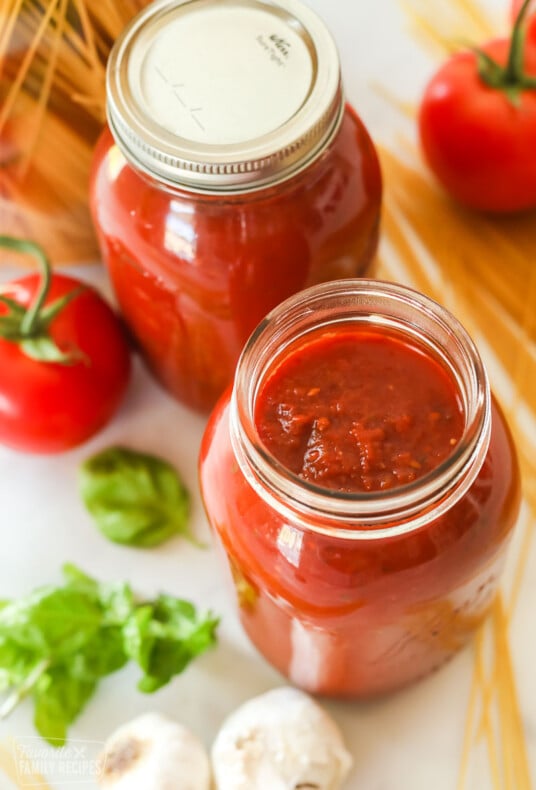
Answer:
top-left (90, 105), bottom-right (381, 275)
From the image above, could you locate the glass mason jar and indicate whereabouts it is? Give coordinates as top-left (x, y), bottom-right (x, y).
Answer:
top-left (90, 0), bottom-right (382, 412)
top-left (199, 280), bottom-right (521, 698)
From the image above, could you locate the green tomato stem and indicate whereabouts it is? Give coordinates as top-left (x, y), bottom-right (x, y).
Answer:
top-left (38, 286), bottom-right (86, 329)
top-left (0, 658), bottom-right (50, 720)
top-left (0, 235), bottom-right (87, 365)
top-left (476, 0), bottom-right (536, 96)
top-left (0, 236), bottom-right (52, 337)
top-left (0, 295), bottom-right (25, 315)
top-left (506, 0), bottom-right (533, 82)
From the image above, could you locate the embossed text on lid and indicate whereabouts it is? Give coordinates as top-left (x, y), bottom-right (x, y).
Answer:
top-left (107, 0), bottom-right (343, 193)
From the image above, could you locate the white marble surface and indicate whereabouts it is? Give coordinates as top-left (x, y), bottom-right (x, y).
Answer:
top-left (1, 1), bottom-right (535, 789)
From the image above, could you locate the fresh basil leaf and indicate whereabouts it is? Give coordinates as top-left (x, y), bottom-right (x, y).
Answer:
top-left (123, 595), bottom-right (219, 693)
top-left (62, 564), bottom-right (100, 597)
top-left (0, 639), bottom-right (37, 691)
top-left (62, 564), bottom-right (135, 623)
top-left (69, 628), bottom-right (127, 680)
top-left (0, 588), bottom-right (102, 657)
top-left (122, 606), bottom-right (155, 673)
top-left (153, 594), bottom-right (197, 622)
top-left (99, 582), bottom-right (135, 623)
top-left (34, 668), bottom-right (96, 746)
top-left (79, 447), bottom-right (194, 548)
top-left (137, 612), bottom-right (219, 694)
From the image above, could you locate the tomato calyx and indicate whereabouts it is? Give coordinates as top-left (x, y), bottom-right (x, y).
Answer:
top-left (0, 236), bottom-right (86, 365)
top-left (475, 0), bottom-right (536, 102)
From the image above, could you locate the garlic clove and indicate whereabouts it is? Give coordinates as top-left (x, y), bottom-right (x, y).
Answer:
top-left (211, 687), bottom-right (353, 790)
top-left (98, 712), bottom-right (211, 790)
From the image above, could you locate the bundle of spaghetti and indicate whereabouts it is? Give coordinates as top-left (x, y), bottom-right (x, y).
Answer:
top-left (0, 0), bottom-right (148, 263)
top-left (400, 0), bottom-right (498, 57)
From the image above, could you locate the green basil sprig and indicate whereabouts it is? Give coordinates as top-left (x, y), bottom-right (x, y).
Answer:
top-left (0, 564), bottom-right (219, 745)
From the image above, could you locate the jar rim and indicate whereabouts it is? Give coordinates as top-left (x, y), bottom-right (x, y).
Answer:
top-left (230, 279), bottom-right (491, 540)
top-left (106, 0), bottom-right (344, 194)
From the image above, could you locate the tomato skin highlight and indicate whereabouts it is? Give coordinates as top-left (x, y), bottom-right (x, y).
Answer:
top-left (0, 274), bottom-right (131, 453)
top-left (418, 38), bottom-right (536, 213)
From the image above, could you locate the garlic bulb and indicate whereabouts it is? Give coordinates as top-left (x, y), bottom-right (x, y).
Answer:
top-left (212, 687), bottom-right (353, 789)
top-left (98, 713), bottom-right (211, 790)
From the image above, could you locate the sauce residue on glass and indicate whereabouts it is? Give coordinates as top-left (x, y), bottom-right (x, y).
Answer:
top-left (255, 328), bottom-right (464, 493)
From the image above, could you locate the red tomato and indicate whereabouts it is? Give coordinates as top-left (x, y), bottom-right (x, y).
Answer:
top-left (0, 273), bottom-right (131, 453)
top-left (419, 37), bottom-right (536, 213)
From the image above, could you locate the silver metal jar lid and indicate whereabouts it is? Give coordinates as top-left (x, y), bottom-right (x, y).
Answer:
top-left (106, 0), bottom-right (344, 194)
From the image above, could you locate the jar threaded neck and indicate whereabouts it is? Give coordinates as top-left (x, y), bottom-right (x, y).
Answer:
top-left (230, 279), bottom-right (491, 539)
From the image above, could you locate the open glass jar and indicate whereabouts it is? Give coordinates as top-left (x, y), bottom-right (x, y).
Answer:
top-left (199, 280), bottom-right (520, 697)
top-left (90, 0), bottom-right (382, 412)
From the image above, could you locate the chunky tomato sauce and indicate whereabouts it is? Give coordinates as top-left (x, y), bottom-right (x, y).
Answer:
top-left (256, 329), bottom-right (464, 492)
top-left (200, 322), bottom-right (520, 697)
top-left (90, 106), bottom-right (382, 412)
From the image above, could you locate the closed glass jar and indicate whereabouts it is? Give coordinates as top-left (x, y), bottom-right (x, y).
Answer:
top-left (199, 280), bottom-right (520, 697)
top-left (90, 0), bottom-right (382, 412)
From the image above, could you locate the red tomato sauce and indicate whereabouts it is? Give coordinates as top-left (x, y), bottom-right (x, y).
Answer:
top-left (255, 329), bottom-right (464, 492)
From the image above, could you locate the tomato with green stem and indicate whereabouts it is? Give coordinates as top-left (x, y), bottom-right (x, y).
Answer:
top-left (419, 0), bottom-right (536, 213)
top-left (0, 237), bottom-right (131, 453)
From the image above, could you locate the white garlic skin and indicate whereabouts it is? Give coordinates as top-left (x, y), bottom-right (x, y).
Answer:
top-left (98, 712), bottom-right (211, 790)
top-left (211, 687), bottom-right (353, 790)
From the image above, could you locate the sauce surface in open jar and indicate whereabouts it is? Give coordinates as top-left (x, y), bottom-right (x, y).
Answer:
top-left (256, 328), bottom-right (465, 492)
top-left (199, 280), bottom-right (521, 697)
top-left (90, 0), bottom-right (382, 412)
